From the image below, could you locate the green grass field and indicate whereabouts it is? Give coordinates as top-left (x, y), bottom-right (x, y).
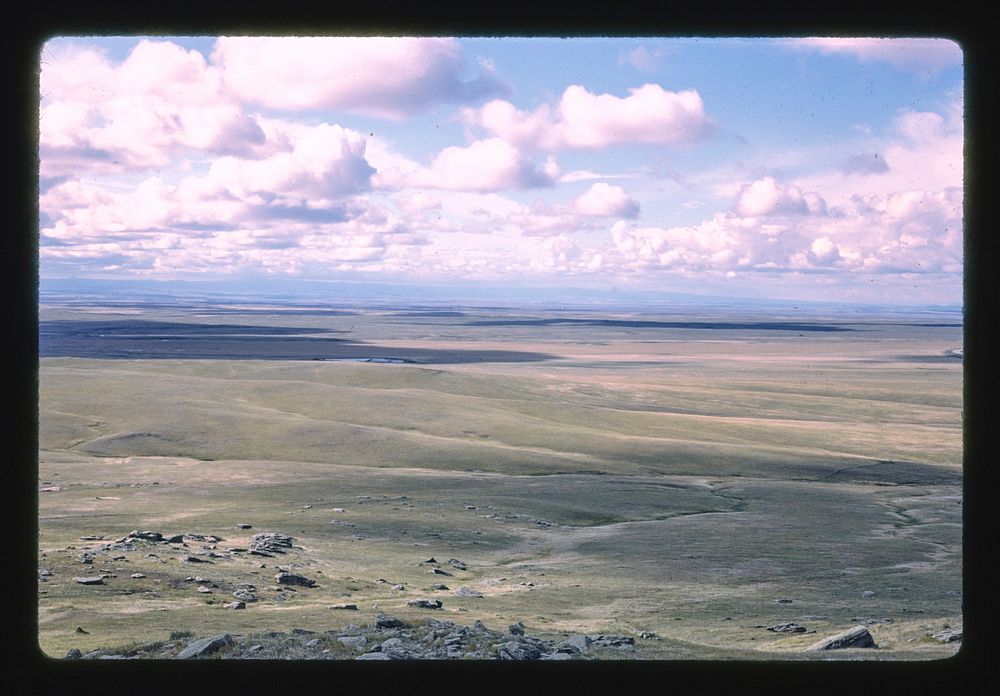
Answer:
top-left (37, 303), bottom-right (963, 659)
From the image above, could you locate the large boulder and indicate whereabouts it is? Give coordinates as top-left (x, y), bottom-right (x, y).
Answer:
top-left (176, 634), bottom-right (234, 659)
top-left (274, 572), bottom-right (315, 588)
top-left (806, 625), bottom-right (877, 651)
top-left (374, 613), bottom-right (406, 629)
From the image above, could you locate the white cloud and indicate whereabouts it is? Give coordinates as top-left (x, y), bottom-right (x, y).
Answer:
top-left (204, 121), bottom-right (375, 200)
top-left (211, 37), bottom-right (509, 119)
top-left (608, 179), bottom-right (961, 276)
top-left (734, 177), bottom-right (801, 217)
top-left (39, 39), bottom-right (266, 176)
top-left (791, 38), bottom-right (962, 76)
top-left (462, 83), bottom-right (715, 151)
top-left (572, 183), bottom-right (640, 218)
top-left (409, 138), bottom-right (560, 192)
top-left (618, 46), bottom-right (667, 73)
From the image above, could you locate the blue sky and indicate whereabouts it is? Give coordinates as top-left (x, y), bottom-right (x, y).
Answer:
top-left (38, 36), bottom-right (963, 304)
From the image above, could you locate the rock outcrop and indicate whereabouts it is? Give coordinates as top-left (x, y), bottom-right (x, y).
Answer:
top-left (806, 625), bottom-right (876, 651)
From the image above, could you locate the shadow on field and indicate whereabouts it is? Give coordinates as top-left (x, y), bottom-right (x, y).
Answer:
top-left (38, 320), bottom-right (557, 364)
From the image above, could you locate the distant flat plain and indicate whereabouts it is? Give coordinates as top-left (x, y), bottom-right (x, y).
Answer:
top-left (37, 299), bottom-right (963, 659)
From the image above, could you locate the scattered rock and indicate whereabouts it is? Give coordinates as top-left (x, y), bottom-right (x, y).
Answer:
top-left (65, 648), bottom-right (82, 659)
top-left (181, 555), bottom-right (212, 564)
top-left (176, 634), bottom-right (234, 659)
top-left (40, 486), bottom-right (62, 492)
top-left (541, 652), bottom-right (574, 660)
top-left (79, 535), bottom-right (104, 541)
top-left (305, 638), bottom-right (322, 648)
top-left (561, 635), bottom-right (590, 654)
top-left (509, 622), bottom-right (526, 636)
top-left (374, 613), bottom-right (405, 629)
top-left (356, 652), bottom-right (393, 660)
top-left (447, 558), bottom-right (467, 570)
top-left (331, 603), bottom-right (358, 610)
top-left (639, 631), bottom-right (657, 639)
top-left (223, 601), bottom-right (246, 610)
top-left (165, 534), bottom-right (185, 544)
top-left (432, 568), bottom-right (452, 576)
top-left (497, 641), bottom-right (542, 660)
top-left (75, 627), bottom-right (89, 634)
top-left (767, 623), bottom-right (807, 633)
top-left (233, 589), bottom-right (257, 603)
top-left (589, 635), bottom-right (635, 649)
top-left (197, 586), bottom-right (212, 593)
top-left (430, 583), bottom-right (449, 591)
top-left (291, 628), bottom-right (315, 636)
top-left (275, 572), bottom-right (316, 588)
top-left (73, 576), bottom-right (105, 585)
top-left (250, 533), bottom-right (294, 555)
top-left (338, 636), bottom-right (367, 650)
top-left (407, 598), bottom-right (443, 609)
top-left (862, 590), bottom-right (876, 598)
top-left (127, 530), bottom-right (163, 542)
top-left (236, 524), bottom-right (252, 529)
top-left (931, 627), bottom-right (962, 643)
top-left (806, 626), bottom-right (877, 651)
top-left (454, 586), bottom-right (483, 598)
top-left (775, 598), bottom-right (794, 604)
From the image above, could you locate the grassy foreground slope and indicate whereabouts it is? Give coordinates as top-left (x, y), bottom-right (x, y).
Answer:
top-left (37, 305), bottom-right (962, 659)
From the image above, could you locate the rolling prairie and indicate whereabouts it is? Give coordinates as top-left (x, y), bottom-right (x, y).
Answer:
top-left (37, 301), bottom-right (963, 659)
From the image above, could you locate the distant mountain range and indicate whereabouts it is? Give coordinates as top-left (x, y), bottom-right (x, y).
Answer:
top-left (38, 276), bottom-right (963, 317)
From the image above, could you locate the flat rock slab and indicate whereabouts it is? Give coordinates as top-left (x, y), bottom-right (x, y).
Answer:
top-left (561, 634), bottom-right (591, 653)
top-left (356, 652), bottom-right (393, 660)
top-left (407, 598), bottom-right (443, 609)
top-left (768, 622), bottom-right (807, 633)
top-left (931, 628), bottom-right (962, 643)
top-left (807, 626), bottom-right (877, 651)
top-left (176, 634), bottom-right (234, 659)
top-left (73, 576), bottom-right (105, 585)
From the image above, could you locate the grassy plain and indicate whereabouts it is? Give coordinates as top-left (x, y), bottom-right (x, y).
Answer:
top-left (36, 302), bottom-right (963, 659)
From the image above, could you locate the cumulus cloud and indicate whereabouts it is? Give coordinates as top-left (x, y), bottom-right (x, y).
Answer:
top-left (608, 181), bottom-right (961, 276)
top-left (203, 121), bottom-right (375, 200)
top-left (211, 37), bottom-right (510, 119)
top-left (409, 138), bottom-right (560, 192)
top-left (733, 177), bottom-right (826, 217)
top-left (462, 83), bottom-right (715, 151)
top-left (39, 39), bottom-right (268, 175)
top-left (572, 183), bottom-right (640, 217)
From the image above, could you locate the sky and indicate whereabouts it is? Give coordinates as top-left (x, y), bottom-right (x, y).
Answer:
top-left (37, 36), bottom-right (964, 305)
